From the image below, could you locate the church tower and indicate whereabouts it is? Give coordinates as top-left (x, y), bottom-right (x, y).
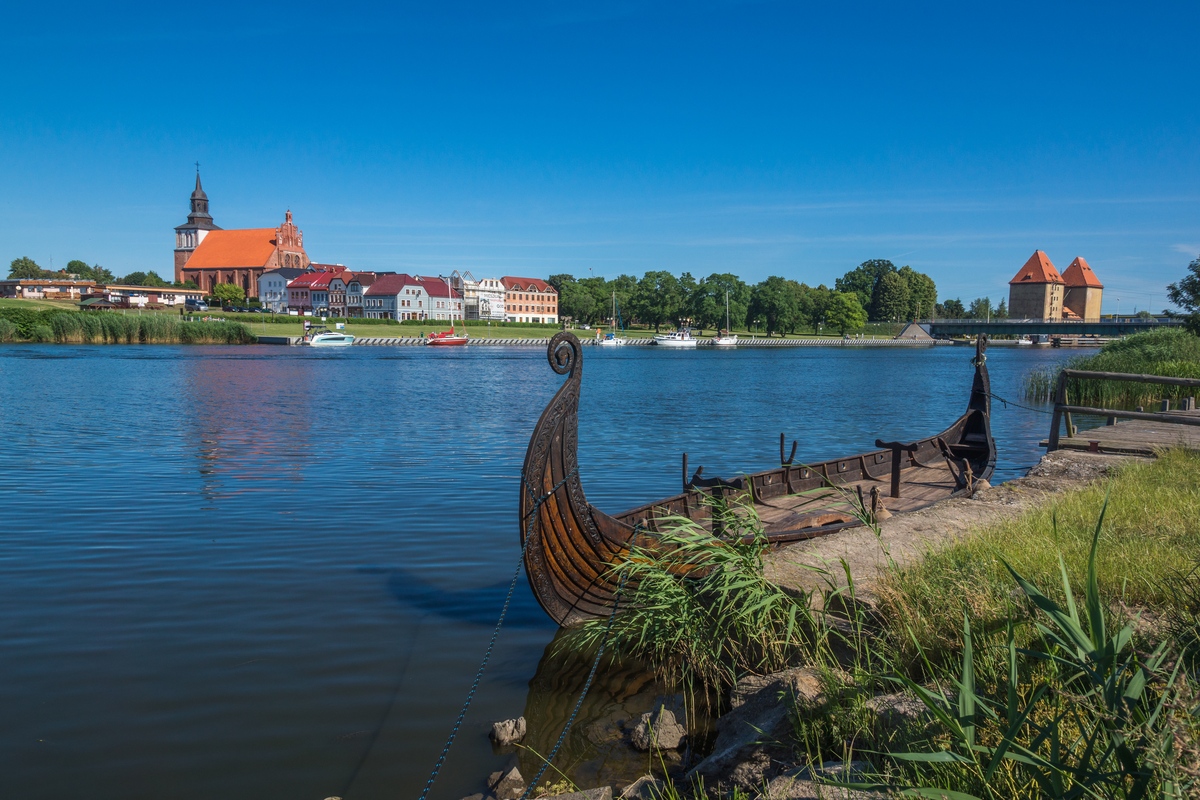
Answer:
top-left (174, 170), bottom-right (222, 282)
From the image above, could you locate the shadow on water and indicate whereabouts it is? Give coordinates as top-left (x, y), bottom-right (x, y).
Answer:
top-left (513, 629), bottom-right (717, 788)
top-left (378, 568), bottom-right (554, 630)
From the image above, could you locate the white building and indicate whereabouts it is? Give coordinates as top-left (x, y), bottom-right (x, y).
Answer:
top-left (258, 268), bottom-right (309, 312)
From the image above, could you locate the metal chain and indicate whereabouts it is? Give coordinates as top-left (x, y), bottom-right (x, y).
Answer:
top-left (417, 468), bottom-right (577, 800)
top-left (987, 391), bottom-right (1055, 415)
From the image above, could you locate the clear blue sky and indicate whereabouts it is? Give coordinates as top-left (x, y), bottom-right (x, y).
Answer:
top-left (3, 1), bottom-right (1198, 313)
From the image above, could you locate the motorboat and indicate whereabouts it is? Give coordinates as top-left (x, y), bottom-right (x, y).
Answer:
top-left (304, 326), bottom-right (355, 347)
top-left (652, 329), bottom-right (698, 348)
top-left (1016, 336), bottom-right (1033, 346)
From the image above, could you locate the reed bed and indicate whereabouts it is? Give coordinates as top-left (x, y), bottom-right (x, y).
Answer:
top-left (45, 312), bottom-right (254, 344)
top-left (1023, 328), bottom-right (1200, 408)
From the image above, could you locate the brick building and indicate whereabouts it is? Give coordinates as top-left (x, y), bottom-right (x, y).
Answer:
top-left (1062, 257), bottom-right (1104, 322)
top-left (501, 276), bottom-right (558, 324)
top-left (1007, 250), bottom-right (1104, 321)
top-left (172, 172), bottom-right (311, 298)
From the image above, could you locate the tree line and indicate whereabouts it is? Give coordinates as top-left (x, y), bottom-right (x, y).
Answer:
top-left (7, 256), bottom-right (196, 289)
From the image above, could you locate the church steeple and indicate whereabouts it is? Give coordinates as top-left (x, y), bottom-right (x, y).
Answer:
top-left (174, 167), bottom-right (222, 282)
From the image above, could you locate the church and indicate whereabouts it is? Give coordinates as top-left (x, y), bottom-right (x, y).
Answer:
top-left (173, 172), bottom-right (311, 298)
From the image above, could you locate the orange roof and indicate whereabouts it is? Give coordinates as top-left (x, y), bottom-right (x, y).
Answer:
top-left (1062, 256), bottom-right (1103, 288)
top-left (185, 228), bottom-right (278, 269)
top-left (1008, 251), bottom-right (1064, 285)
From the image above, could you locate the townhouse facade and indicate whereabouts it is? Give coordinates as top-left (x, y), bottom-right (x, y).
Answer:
top-left (501, 276), bottom-right (558, 324)
top-left (258, 267), bottom-right (310, 313)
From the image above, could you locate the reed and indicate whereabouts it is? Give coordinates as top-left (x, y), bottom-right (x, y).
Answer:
top-left (1023, 329), bottom-right (1200, 407)
top-left (42, 312), bottom-right (255, 345)
top-left (0, 318), bottom-right (16, 342)
top-left (560, 501), bottom-right (827, 696)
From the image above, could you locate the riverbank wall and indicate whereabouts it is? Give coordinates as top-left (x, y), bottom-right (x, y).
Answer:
top-left (335, 336), bottom-right (952, 347)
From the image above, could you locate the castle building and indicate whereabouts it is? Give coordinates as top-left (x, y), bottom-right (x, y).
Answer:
top-left (1007, 250), bottom-right (1104, 321)
top-left (172, 172), bottom-right (310, 298)
top-left (1061, 256), bottom-right (1103, 322)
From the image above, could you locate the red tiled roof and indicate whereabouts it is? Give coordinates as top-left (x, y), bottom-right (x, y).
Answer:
top-left (501, 276), bottom-right (555, 293)
top-left (417, 276), bottom-right (461, 299)
top-left (1008, 251), bottom-right (1064, 285)
top-left (366, 273), bottom-right (421, 296)
top-left (289, 271), bottom-right (338, 290)
top-left (186, 228), bottom-right (278, 268)
top-left (1062, 256), bottom-right (1103, 288)
top-left (309, 263), bottom-right (348, 273)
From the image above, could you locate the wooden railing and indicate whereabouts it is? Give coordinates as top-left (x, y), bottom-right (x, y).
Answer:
top-left (1047, 369), bottom-right (1200, 451)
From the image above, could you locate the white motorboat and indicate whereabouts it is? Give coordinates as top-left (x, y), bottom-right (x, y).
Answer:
top-left (304, 326), bottom-right (355, 347)
top-left (652, 329), bottom-right (698, 348)
top-left (1016, 336), bottom-right (1033, 346)
top-left (596, 330), bottom-right (626, 346)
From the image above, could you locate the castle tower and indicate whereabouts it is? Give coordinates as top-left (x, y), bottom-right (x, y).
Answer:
top-left (174, 170), bottom-right (222, 282)
top-left (1062, 257), bottom-right (1103, 322)
top-left (1007, 250), bottom-right (1065, 320)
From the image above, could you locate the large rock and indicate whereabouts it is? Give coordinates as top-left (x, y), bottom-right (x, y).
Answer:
top-left (619, 776), bottom-right (665, 800)
top-left (629, 707), bottom-right (687, 751)
top-left (864, 692), bottom-right (930, 732)
top-left (490, 716), bottom-right (527, 746)
top-left (688, 667), bottom-right (827, 788)
top-left (540, 789), bottom-right (611, 800)
top-left (487, 766), bottom-right (526, 800)
top-left (761, 763), bottom-right (885, 800)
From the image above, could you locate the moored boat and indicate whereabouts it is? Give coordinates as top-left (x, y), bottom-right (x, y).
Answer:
top-left (652, 329), bottom-right (697, 348)
top-left (304, 326), bottom-right (355, 347)
top-left (519, 332), bottom-right (996, 625)
top-left (427, 324), bottom-right (469, 346)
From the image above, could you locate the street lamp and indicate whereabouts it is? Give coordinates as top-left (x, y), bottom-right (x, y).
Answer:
top-left (1116, 298), bottom-right (1121, 319)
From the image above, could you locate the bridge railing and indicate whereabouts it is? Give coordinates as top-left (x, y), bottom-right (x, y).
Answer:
top-left (1047, 369), bottom-right (1200, 451)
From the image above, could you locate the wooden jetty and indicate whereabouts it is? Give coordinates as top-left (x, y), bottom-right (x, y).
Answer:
top-left (1041, 369), bottom-right (1200, 456)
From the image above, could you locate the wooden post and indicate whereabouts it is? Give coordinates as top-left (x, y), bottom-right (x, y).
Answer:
top-left (876, 440), bottom-right (918, 499)
top-left (1161, 398), bottom-right (1171, 412)
top-left (1048, 371), bottom-right (1068, 451)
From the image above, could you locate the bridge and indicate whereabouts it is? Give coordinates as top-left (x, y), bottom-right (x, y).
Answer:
top-left (925, 317), bottom-right (1184, 338)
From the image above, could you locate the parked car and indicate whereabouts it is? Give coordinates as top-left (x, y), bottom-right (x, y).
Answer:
top-left (185, 298), bottom-right (209, 312)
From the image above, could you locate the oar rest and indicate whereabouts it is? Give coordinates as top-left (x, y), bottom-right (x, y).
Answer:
top-left (935, 437), bottom-right (975, 493)
top-left (874, 439), bottom-right (919, 499)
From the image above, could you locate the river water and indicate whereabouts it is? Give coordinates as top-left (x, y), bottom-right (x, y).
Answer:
top-left (0, 342), bottom-right (1074, 798)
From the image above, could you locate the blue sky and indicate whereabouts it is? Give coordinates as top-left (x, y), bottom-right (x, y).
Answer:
top-left (2, 1), bottom-right (1198, 313)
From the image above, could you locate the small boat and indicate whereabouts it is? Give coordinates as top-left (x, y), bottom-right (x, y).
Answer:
top-left (304, 326), bottom-right (355, 347)
top-left (596, 329), bottom-right (626, 347)
top-left (652, 329), bottom-right (698, 348)
top-left (712, 290), bottom-right (738, 346)
top-left (427, 324), bottom-right (469, 346)
top-left (519, 332), bottom-right (996, 625)
top-left (1016, 336), bottom-right (1033, 346)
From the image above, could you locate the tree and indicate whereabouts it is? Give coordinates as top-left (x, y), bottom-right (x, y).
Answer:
top-left (630, 271), bottom-right (683, 332)
top-left (692, 273), bottom-right (750, 332)
top-left (824, 291), bottom-right (867, 334)
top-left (936, 298), bottom-right (966, 318)
top-left (871, 271), bottom-right (911, 322)
top-left (1167, 255), bottom-right (1200, 334)
top-left (995, 299), bottom-right (1008, 319)
top-left (141, 271), bottom-right (168, 287)
top-left (547, 273), bottom-right (575, 294)
top-left (898, 265), bottom-right (937, 320)
top-left (8, 257), bottom-right (46, 279)
top-left (117, 271), bottom-right (148, 286)
top-left (967, 297), bottom-right (993, 319)
top-left (212, 282), bottom-right (245, 305)
top-left (557, 281), bottom-right (597, 324)
top-left (747, 276), bottom-right (800, 336)
top-left (835, 259), bottom-right (896, 318)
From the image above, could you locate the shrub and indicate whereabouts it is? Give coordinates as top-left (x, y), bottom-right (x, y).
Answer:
top-left (29, 324), bottom-right (54, 343)
top-left (0, 318), bottom-right (16, 342)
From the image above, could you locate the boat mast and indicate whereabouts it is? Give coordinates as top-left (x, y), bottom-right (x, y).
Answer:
top-left (725, 289), bottom-right (730, 333)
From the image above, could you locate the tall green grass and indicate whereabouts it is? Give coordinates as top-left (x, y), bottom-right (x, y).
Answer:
top-left (43, 312), bottom-right (254, 344)
top-left (1023, 329), bottom-right (1200, 408)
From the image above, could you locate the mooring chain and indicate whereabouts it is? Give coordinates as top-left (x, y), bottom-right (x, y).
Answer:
top-left (519, 526), bottom-right (637, 799)
top-left (987, 391), bottom-right (1055, 415)
top-left (417, 467), bottom-right (577, 800)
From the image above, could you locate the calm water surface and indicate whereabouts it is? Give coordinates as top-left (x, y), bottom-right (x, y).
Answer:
top-left (0, 342), bottom-right (1074, 798)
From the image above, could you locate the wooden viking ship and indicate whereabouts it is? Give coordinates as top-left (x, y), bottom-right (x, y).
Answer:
top-left (520, 333), bottom-right (996, 626)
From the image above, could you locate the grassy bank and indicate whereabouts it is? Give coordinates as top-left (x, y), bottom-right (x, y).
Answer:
top-left (0, 306), bottom-right (254, 344)
top-left (563, 452), bottom-right (1200, 797)
top-left (1023, 328), bottom-right (1200, 407)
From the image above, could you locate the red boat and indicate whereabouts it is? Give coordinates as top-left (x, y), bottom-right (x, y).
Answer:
top-left (426, 324), bottom-right (469, 346)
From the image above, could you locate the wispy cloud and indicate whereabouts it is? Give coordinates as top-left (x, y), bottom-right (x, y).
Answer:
top-left (1172, 243), bottom-right (1200, 255)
